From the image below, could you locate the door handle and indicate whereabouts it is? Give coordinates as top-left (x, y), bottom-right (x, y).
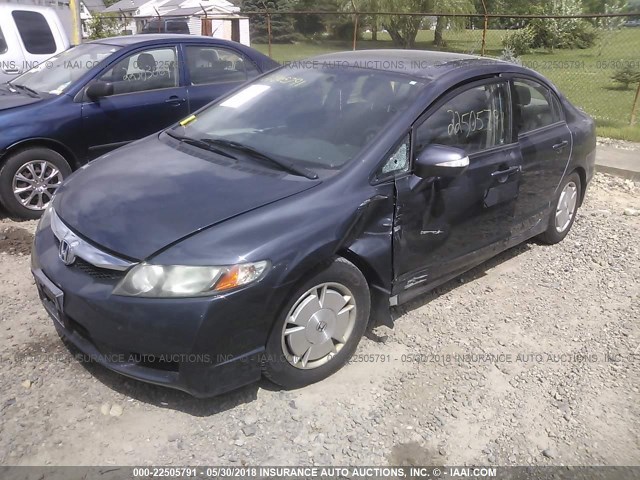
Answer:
top-left (491, 165), bottom-right (521, 179)
top-left (553, 140), bottom-right (569, 151)
top-left (165, 96), bottom-right (185, 106)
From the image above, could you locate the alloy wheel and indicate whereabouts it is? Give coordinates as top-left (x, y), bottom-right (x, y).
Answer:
top-left (12, 160), bottom-right (64, 211)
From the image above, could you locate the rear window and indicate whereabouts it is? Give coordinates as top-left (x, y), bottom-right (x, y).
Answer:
top-left (0, 25), bottom-right (7, 54)
top-left (143, 21), bottom-right (162, 32)
top-left (12, 10), bottom-right (56, 55)
top-left (166, 21), bottom-right (189, 33)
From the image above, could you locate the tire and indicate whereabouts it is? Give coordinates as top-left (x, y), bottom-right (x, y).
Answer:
top-left (538, 171), bottom-right (581, 245)
top-left (262, 257), bottom-right (371, 389)
top-left (0, 148), bottom-right (72, 220)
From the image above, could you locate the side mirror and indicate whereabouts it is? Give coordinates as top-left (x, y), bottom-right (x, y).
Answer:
top-left (414, 144), bottom-right (469, 179)
top-left (86, 81), bottom-right (113, 100)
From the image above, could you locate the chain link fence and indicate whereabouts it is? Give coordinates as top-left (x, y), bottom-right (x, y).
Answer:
top-left (89, 11), bottom-right (640, 140)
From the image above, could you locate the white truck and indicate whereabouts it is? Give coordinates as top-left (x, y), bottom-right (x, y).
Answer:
top-left (0, 3), bottom-right (70, 83)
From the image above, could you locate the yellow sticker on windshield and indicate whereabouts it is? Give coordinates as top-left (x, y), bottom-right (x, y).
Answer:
top-left (179, 115), bottom-right (196, 126)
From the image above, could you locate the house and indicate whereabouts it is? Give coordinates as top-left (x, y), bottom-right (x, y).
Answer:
top-left (102, 0), bottom-right (250, 44)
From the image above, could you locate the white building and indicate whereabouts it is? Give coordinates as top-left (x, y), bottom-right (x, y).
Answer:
top-left (102, 0), bottom-right (250, 45)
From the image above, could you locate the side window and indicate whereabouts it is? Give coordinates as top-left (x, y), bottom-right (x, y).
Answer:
top-left (415, 82), bottom-right (509, 156)
top-left (185, 46), bottom-right (249, 85)
top-left (378, 134), bottom-right (410, 178)
top-left (513, 79), bottom-right (562, 134)
top-left (245, 59), bottom-right (260, 79)
top-left (97, 47), bottom-right (178, 95)
top-left (12, 11), bottom-right (56, 55)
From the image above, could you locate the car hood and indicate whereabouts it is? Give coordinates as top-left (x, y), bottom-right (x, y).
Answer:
top-left (0, 85), bottom-right (42, 111)
top-left (54, 136), bottom-right (321, 260)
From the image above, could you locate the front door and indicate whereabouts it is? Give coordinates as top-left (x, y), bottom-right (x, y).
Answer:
top-left (80, 45), bottom-right (188, 160)
top-left (393, 79), bottom-right (523, 294)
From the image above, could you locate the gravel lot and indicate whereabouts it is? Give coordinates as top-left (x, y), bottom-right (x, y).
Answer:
top-left (0, 172), bottom-right (638, 467)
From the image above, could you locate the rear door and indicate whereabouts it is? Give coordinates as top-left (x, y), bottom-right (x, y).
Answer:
top-left (80, 45), bottom-right (189, 158)
top-left (510, 78), bottom-right (572, 237)
top-left (391, 78), bottom-right (523, 294)
top-left (183, 44), bottom-right (262, 112)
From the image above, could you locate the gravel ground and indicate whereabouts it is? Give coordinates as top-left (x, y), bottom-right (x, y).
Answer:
top-left (597, 137), bottom-right (640, 152)
top-left (0, 173), bottom-right (638, 467)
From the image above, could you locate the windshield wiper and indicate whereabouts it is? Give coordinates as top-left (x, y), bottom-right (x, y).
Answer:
top-left (165, 130), bottom-right (236, 160)
top-left (202, 138), bottom-right (318, 180)
top-left (11, 83), bottom-right (40, 97)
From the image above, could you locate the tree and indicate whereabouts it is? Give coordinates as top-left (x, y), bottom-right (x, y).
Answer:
top-left (86, 13), bottom-right (122, 39)
top-left (532, 0), bottom-right (599, 50)
top-left (241, 0), bottom-right (297, 43)
top-left (372, 0), bottom-right (425, 48)
top-left (612, 65), bottom-right (640, 89)
top-left (342, 0), bottom-right (381, 40)
top-left (432, 0), bottom-right (474, 46)
top-left (371, 0), bottom-right (475, 49)
top-left (582, 0), bottom-right (627, 14)
top-left (294, 0), bottom-right (340, 37)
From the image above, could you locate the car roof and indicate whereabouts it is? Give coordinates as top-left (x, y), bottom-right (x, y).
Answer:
top-left (307, 49), bottom-right (513, 80)
top-left (0, 3), bottom-right (58, 12)
top-left (88, 34), bottom-right (242, 48)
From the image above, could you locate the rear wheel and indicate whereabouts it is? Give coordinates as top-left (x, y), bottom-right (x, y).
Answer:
top-left (538, 171), bottom-right (581, 245)
top-left (0, 148), bottom-right (71, 220)
top-left (262, 257), bottom-right (370, 389)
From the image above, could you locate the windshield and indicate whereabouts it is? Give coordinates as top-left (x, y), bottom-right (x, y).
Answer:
top-left (8, 43), bottom-right (122, 95)
top-left (173, 66), bottom-right (426, 170)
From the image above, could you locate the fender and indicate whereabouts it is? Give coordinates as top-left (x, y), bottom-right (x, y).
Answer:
top-left (0, 136), bottom-right (79, 168)
top-left (334, 191), bottom-right (396, 328)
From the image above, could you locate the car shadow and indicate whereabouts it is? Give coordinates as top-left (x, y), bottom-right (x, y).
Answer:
top-left (0, 205), bottom-right (33, 223)
top-left (0, 205), bottom-right (10, 221)
top-left (367, 240), bottom-right (534, 336)
top-left (60, 338), bottom-right (263, 416)
top-left (604, 84), bottom-right (636, 92)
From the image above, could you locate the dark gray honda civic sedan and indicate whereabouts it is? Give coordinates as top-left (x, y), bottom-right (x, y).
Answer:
top-left (31, 50), bottom-right (596, 397)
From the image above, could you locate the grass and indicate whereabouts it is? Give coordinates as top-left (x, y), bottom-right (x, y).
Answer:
top-left (253, 27), bottom-right (640, 142)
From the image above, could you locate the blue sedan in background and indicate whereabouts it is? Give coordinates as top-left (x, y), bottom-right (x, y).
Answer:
top-left (0, 34), bottom-right (278, 219)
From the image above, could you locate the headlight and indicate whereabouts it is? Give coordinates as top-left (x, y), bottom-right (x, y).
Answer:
top-left (113, 261), bottom-right (269, 298)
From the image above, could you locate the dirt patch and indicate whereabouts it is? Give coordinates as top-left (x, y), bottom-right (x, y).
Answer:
top-left (388, 442), bottom-right (443, 466)
top-left (0, 226), bottom-right (34, 256)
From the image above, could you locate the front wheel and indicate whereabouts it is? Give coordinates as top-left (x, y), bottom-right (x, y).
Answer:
top-left (0, 148), bottom-right (72, 220)
top-left (538, 171), bottom-right (581, 245)
top-left (262, 257), bottom-right (371, 389)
